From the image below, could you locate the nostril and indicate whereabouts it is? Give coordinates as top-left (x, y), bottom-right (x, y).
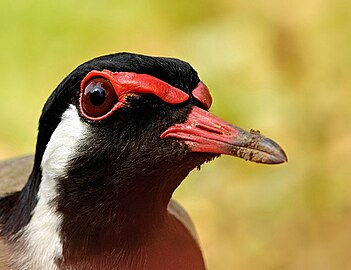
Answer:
top-left (196, 124), bottom-right (223, 135)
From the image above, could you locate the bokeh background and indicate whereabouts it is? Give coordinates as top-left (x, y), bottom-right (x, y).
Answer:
top-left (1, 0), bottom-right (350, 269)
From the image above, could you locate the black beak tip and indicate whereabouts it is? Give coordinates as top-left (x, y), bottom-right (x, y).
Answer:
top-left (263, 138), bottom-right (288, 164)
top-left (269, 148), bottom-right (288, 164)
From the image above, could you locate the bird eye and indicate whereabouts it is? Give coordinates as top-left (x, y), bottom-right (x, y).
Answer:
top-left (82, 78), bottom-right (118, 118)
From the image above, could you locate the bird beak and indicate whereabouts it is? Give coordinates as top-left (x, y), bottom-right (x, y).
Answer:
top-left (161, 106), bottom-right (287, 164)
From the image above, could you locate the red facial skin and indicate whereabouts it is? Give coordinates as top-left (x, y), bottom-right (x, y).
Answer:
top-left (80, 70), bottom-right (191, 121)
top-left (192, 82), bottom-right (212, 109)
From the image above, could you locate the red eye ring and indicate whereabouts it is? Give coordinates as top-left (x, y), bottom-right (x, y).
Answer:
top-left (81, 77), bottom-right (118, 119)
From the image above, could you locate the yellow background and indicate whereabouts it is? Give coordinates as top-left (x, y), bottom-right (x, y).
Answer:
top-left (1, 0), bottom-right (351, 269)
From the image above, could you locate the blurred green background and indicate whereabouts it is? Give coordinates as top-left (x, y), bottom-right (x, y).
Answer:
top-left (1, 0), bottom-right (351, 269)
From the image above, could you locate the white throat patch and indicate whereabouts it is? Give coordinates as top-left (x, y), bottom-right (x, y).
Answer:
top-left (12, 105), bottom-right (87, 270)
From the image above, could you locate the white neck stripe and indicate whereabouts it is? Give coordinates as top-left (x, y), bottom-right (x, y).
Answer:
top-left (12, 105), bottom-right (87, 270)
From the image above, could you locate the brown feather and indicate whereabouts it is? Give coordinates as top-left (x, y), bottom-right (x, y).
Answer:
top-left (0, 156), bottom-right (33, 270)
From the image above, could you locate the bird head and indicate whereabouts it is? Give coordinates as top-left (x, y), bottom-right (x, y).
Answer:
top-left (30, 52), bottom-right (287, 222)
top-left (31, 52), bottom-right (286, 209)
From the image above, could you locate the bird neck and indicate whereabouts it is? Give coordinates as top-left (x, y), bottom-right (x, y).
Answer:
top-left (58, 173), bottom-right (182, 257)
top-left (58, 172), bottom-right (207, 270)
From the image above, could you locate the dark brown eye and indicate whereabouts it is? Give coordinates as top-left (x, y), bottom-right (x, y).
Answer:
top-left (82, 78), bottom-right (118, 118)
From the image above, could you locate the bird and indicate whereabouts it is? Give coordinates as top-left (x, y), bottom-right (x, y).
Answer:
top-left (0, 52), bottom-right (287, 270)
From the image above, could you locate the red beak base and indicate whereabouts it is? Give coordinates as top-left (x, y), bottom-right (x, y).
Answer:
top-left (161, 106), bottom-right (288, 164)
